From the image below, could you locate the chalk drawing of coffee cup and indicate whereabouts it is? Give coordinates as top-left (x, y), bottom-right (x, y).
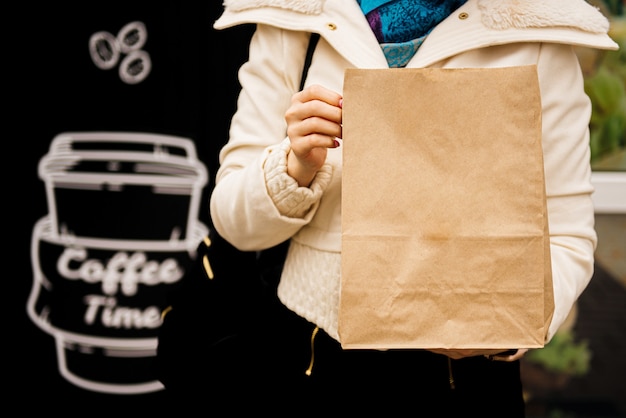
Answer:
top-left (28, 132), bottom-right (208, 394)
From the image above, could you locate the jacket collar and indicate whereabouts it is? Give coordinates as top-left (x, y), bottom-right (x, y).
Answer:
top-left (222, 0), bottom-right (610, 34)
top-left (478, 0), bottom-right (609, 34)
top-left (223, 0), bottom-right (325, 15)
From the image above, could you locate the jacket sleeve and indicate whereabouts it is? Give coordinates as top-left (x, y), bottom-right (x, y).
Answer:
top-left (537, 42), bottom-right (598, 342)
top-left (210, 25), bottom-right (331, 251)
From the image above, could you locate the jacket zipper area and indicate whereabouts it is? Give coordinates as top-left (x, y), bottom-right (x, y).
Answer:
top-left (448, 357), bottom-right (456, 389)
top-left (305, 326), bottom-right (319, 376)
top-left (303, 327), bottom-right (457, 389)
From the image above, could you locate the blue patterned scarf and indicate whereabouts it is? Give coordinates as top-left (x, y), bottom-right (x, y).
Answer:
top-left (358, 0), bottom-right (468, 67)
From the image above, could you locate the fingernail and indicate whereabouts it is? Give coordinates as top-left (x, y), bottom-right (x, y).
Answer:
top-left (334, 139), bottom-right (340, 148)
top-left (339, 98), bottom-right (343, 108)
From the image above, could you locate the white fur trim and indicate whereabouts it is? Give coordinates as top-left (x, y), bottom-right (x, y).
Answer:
top-left (223, 0), bottom-right (324, 14)
top-left (478, 0), bottom-right (610, 34)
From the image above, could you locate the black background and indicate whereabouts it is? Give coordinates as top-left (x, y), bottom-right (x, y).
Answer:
top-left (10, 3), bottom-right (253, 414)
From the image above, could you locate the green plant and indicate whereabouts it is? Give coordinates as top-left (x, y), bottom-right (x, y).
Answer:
top-left (525, 330), bottom-right (592, 376)
top-left (585, 27), bottom-right (626, 164)
top-left (586, 60), bottom-right (626, 163)
top-left (579, 3), bottom-right (626, 167)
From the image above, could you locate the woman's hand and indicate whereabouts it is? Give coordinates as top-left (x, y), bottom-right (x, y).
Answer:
top-left (285, 84), bottom-right (343, 187)
top-left (428, 348), bottom-right (529, 362)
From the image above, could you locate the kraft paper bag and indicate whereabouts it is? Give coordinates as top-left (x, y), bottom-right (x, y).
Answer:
top-left (339, 66), bottom-right (554, 350)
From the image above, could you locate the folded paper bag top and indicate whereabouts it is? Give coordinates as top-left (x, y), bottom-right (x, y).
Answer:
top-left (338, 66), bottom-right (554, 350)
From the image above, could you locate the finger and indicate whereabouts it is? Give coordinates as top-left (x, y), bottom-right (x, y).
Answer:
top-left (286, 100), bottom-right (343, 129)
top-left (294, 84), bottom-right (342, 107)
top-left (505, 348), bottom-right (528, 361)
top-left (291, 116), bottom-right (342, 139)
top-left (485, 348), bottom-right (528, 362)
top-left (294, 133), bottom-right (340, 152)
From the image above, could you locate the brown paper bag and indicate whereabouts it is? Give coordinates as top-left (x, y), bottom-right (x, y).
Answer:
top-left (339, 66), bottom-right (554, 350)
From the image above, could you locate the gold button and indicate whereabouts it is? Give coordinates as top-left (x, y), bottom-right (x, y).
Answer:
top-left (458, 12), bottom-right (469, 20)
top-left (326, 22), bottom-right (337, 30)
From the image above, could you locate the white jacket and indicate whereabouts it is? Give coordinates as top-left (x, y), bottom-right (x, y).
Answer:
top-left (210, 0), bottom-right (619, 343)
